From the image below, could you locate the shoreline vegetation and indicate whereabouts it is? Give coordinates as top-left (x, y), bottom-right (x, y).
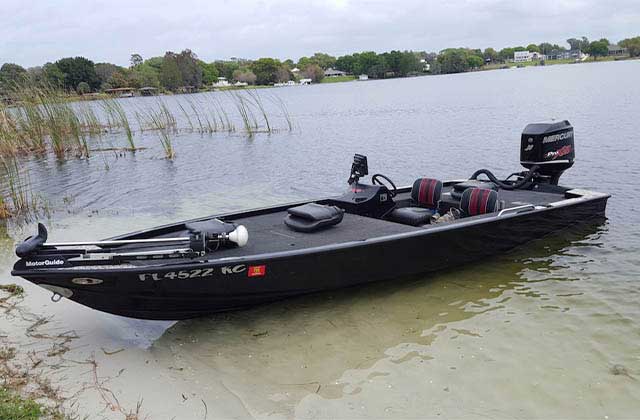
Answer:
top-left (1, 35), bottom-right (638, 100)
top-left (0, 282), bottom-right (145, 419)
top-left (0, 86), bottom-right (293, 220)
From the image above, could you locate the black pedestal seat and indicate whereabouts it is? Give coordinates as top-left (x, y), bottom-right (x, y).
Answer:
top-left (284, 203), bottom-right (345, 233)
top-left (450, 180), bottom-right (498, 200)
top-left (459, 187), bottom-right (500, 217)
top-left (387, 178), bottom-right (443, 226)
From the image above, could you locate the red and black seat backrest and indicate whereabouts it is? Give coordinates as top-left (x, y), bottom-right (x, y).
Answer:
top-left (411, 178), bottom-right (443, 209)
top-left (460, 187), bottom-right (499, 217)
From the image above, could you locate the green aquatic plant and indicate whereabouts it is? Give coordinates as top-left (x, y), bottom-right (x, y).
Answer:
top-left (229, 91), bottom-right (259, 136)
top-left (101, 98), bottom-right (135, 149)
top-left (0, 157), bottom-right (42, 219)
top-left (0, 84), bottom-right (295, 161)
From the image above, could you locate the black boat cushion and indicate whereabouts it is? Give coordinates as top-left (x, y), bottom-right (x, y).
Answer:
top-left (460, 188), bottom-right (499, 217)
top-left (284, 203), bottom-right (344, 233)
top-left (387, 207), bottom-right (435, 226)
top-left (411, 178), bottom-right (442, 208)
top-left (451, 180), bottom-right (498, 200)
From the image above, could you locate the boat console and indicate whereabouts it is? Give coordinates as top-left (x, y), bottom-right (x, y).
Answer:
top-left (329, 154), bottom-right (397, 218)
top-left (328, 120), bottom-right (578, 227)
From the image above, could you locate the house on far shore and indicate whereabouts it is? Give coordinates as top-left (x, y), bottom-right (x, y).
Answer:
top-left (358, 74), bottom-right (369, 81)
top-left (299, 78), bottom-right (312, 85)
top-left (291, 67), bottom-right (300, 74)
top-left (213, 77), bottom-right (230, 87)
top-left (546, 49), bottom-right (586, 60)
top-left (514, 51), bottom-right (532, 62)
top-left (324, 68), bottom-right (347, 77)
top-left (139, 87), bottom-right (158, 96)
top-left (608, 44), bottom-right (628, 56)
top-left (104, 87), bottom-right (135, 97)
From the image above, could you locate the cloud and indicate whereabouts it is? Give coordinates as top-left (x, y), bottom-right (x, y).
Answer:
top-left (1, 0), bottom-right (638, 67)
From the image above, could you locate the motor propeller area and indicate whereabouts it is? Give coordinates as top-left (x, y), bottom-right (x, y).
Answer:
top-left (189, 225), bottom-right (249, 253)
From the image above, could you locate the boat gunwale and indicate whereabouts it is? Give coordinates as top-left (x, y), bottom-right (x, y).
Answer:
top-left (11, 182), bottom-right (610, 276)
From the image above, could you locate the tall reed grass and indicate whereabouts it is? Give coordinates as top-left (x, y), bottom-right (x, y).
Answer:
top-left (0, 157), bottom-right (39, 219)
top-left (0, 86), bottom-right (295, 218)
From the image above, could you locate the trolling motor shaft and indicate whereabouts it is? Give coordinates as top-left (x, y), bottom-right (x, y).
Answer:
top-left (16, 223), bottom-right (248, 258)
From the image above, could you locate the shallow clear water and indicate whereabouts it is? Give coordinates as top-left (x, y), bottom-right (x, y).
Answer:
top-left (1, 61), bottom-right (639, 419)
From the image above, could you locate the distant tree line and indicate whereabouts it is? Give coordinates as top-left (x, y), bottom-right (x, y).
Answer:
top-left (1, 34), bottom-right (638, 95)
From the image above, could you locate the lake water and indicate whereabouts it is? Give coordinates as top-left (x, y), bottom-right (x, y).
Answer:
top-left (1, 60), bottom-right (639, 419)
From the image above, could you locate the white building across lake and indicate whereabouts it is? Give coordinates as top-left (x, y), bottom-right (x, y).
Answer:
top-left (324, 68), bottom-right (347, 77)
top-left (514, 51), bottom-right (532, 62)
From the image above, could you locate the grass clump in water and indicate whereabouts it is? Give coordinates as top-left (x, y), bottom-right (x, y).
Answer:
top-left (0, 157), bottom-right (41, 219)
top-left (0, 283), bottom-right (24, 297)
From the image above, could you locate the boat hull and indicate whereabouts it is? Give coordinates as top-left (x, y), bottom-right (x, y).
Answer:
top-left (13, 194), bottom-right (608, 320)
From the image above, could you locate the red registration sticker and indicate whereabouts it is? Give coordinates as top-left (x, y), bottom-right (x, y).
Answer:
top-left (248, 265), bottom-right (266, 277)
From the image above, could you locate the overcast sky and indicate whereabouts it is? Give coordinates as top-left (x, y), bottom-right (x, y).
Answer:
top-left (1, 0), bottom-right (638, 67)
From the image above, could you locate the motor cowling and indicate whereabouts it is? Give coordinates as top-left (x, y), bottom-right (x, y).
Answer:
top-left (520, 120), bottom-right (575, 185)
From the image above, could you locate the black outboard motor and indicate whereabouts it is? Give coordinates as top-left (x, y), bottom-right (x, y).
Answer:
top-left (520, 120), bottom-right (575, 185)
top-left (469, 120), bottom-right (575, 190)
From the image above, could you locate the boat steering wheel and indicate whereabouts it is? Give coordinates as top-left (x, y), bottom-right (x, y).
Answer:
top-left (372, 173), bottom-right (397, 197)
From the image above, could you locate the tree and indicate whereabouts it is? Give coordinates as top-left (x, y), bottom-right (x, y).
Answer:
top-left (250, 58), bottom-right (281, 85)
top-left (159, 52), bottom-right (182, 91)
top-left (55, 57), bottom-right (99, 91)
top-left (107, 70), bottom-right (129, 88)
top-left (175, 49), bottom-right (203, 88)
top-left (483, 48), bottom-right (498, 63)
top-left (538, 43), bottom-right (556, 55)
top-left (145, 57), bottom-right (164, 72)
top-left (232, 69), bottom-right (257, 84)
top-left (335, 54), bottom-right (358, 74)
top-left (302, 64), bottom-right (324, 83)
top-left (467, 54), bottom-right (484, 69)
top-left (130, 54), bottom-right (143, 68)
top-left (76, 81), bottom-right (90, 94)
top-left (526, 44), bottom-right (540, 53)
top-left (566, 38), bottom-right (580, 50)
top-left (214, 60), bottom-right (240, 80)
top-left (198, 61), bottom-right (218, 85)
top-left (619, 37), bottom-right (640, 57)
top-left (567, 36), bottom-right (589, 51)
top-left (42, 63), bottom-right (64, 88)
top-left (309, 52), bottom-right (336, 69)
top-left (353, 51), bottom-right (380, 76)
top-left (498, 48), bottom-right (515, 62)
top-left (438, 49), bottom-right (469, 73)
top-left (95, 63), bottom-right (123, 87)
top-left (381, 50), bottom-right (421, 76)
top-left (579, 37), bottom-right (590, 51)
top-left (275, 66), bottom-right (291, 82)
top-left (588, 40), bottom-right (609, 60)
top-left (131, 62), bottom-right (160, 87)
top-left (0, 63), bottom-right (27, 91)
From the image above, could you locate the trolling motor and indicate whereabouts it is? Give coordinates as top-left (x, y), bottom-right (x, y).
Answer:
top-left (469, 120), bottom-right (575, 189)
top-left (15, 221), bottom-right (248, 260)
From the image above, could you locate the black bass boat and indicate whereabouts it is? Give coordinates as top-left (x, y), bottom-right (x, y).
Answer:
top-left (12, 121), bottom-right (609, 320)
